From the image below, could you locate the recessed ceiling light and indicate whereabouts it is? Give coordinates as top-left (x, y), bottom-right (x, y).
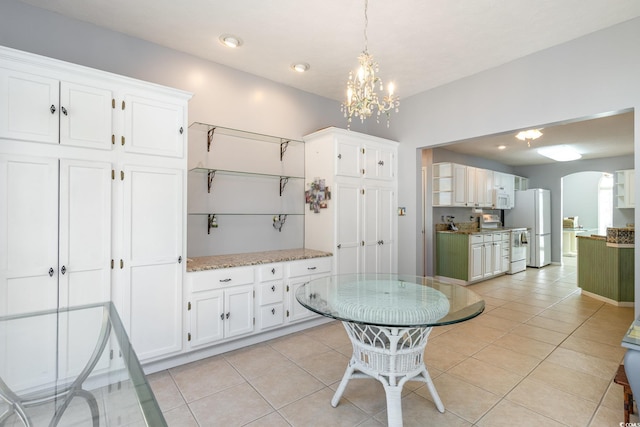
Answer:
top-left (292, 63), bottom-right (310, 73)
top-left (219, 34), bottom-right (242, 48)
top-left (497, 145), bottom-right (506, 150)
top-left (537, 145), bottom-right (582, 162)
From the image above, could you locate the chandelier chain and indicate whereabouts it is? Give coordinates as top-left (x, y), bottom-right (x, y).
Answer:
top-left (363, 0), bottom-right (368, 53)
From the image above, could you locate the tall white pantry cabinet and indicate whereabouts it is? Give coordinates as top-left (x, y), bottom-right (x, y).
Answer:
top-left (304, 127), bottom-right (398, 275)
top-left (0, 46), bottom-right (192, 363)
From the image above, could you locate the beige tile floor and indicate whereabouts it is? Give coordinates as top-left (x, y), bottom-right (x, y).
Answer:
top-left (149, 262), bottom-right (637, 426)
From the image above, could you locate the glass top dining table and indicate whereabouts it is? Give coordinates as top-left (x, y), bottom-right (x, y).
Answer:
top-left (0, 302), bottom-right (165, 427)
top-left (296, 274), bottom-right (485, 427)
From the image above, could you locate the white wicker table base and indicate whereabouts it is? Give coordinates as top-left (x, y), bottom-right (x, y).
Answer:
top-left (331, 322), bottom-right (444, 427)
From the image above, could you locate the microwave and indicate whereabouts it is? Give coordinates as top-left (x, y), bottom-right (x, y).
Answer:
top-left (493, 189), bottom-right (511, 209)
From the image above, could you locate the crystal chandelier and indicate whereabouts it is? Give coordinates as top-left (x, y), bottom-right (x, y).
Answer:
top-left (341, 0), bottom-right (399, 128)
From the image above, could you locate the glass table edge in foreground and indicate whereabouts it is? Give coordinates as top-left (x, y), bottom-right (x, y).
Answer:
top-left (295, 274), bottom-right (486, 328)
top-left (0, 302), bottom-right (167, 427)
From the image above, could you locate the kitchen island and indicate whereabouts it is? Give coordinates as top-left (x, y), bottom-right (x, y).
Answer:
top-left (576, 230), bottom-right (634, 305)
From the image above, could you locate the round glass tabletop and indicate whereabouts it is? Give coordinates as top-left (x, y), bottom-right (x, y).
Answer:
top-left (296, 274), bottom-right (485, 328)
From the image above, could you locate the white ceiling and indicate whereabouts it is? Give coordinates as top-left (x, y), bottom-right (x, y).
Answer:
top-left (16, 0), bottom-right (639, 165)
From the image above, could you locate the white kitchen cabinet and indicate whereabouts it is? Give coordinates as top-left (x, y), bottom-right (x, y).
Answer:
top-left (616, 169), bottom-right (635, 208)
top-left (119, 165), bottom-right (184, 361)
top-left (0, 155), bottom-right (111, 315)
top-left (453, 163), bottom-right (468, 206)
top-left (304, 127), bottom-right (398, 275)
top-left (123, 94), bottom-right (186, 158)
top-left (432, 163), bottom-right (453, 207)
top-left (362, 184), bottom-right (395, 274)
top-left (467, 232), bottom-right (508, 284)
top-left (186, 266), bottom-right (255, 348)
top-left (286, 257), bottom-right (332, 322)
top-left (256, 263), bottom-right (285, 330)
top-left (0, 47), bottom-right (191, 366)
top-left (475, 168), bottom-right (493, 208)
top-left (0, 68), bottom-right (114, 150)
top-left (335, 181), bottom-right (361, 275)
top-left (493, 172), bottom-right (515, 209)
top-left (187, 285), bottom-right (254, 348)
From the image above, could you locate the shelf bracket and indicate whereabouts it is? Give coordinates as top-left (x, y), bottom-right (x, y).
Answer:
top-left (207, 127), bottom-right (216, 152)
top-left (208, 214), bottom-right (218, 234)
top-left (272, 214), bottom-right (287, 232)
top-left (280, 140), bottom-right (290, 161)
top-left (279, 176), bottom-right (289, 196)
top-left (207, 170), bottom-right (216, 193)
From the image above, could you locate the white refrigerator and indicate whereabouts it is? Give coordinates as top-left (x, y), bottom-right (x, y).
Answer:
top-left (505, 188), bottom-right (551, 268)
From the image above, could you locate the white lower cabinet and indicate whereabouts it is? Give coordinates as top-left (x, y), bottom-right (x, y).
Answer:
top-left (185, 257), bottom-right (332, 352)
top-left (286, 257), bottom-right (332, 322)
top-left (256, 263), bottom-right (285, 331)
top-left (187, 266), bottom-right (255, 349)
top-left (468, 232), bottom-right (509, 283)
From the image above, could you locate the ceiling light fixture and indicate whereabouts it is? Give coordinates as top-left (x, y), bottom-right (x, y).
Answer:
top-left (219, 34), bottom-right (242, 48)
top-left (292, 63), bottom-right (310, 73)
top-left (498, 145), bottom-right (506, 150)
top-left (341, 0), bottom-right (399, 128)
top-left (537, 145), bottom-right (582, 162)
top-left (515, 129), bottom-right (543, 147)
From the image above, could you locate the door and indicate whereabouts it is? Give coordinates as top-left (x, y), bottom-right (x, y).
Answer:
top-left (0, 69), bottom-right (59, 144)
top-left (59, 81), bottom-right (113, 150)
top-left (224, 285), bottom-right (254, 338)
top-left (377, 186), bottom-right (395, 273)
top-left (0, 155), bottom-right (58, 315)
top-left (121, 165), bottom-right (183, 361)
top-left (190, 289), bottom-right (224, 348)
top-left (58, 159), bottom-right (112, 308)
top-left (335, 139), bottom-right (361, 177)
top-left (335, 181), bottom-right (361, 275)
top-left (469, 244), bottom-right (483, 281)
top-left (362, 185), bottom-right (379, 274)
top-left (123, 94), bottom-right (185, 158)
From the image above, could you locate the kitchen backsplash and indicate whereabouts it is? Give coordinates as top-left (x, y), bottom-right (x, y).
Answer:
top-left (435, 221), bottom-right (479, 232)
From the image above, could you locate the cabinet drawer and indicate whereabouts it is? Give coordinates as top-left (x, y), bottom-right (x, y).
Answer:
top-left (483, 234), bottom-right (494, 243)
top-left (501, 232), bottom-right (510, 242)
top-left (189, 266), bottom-right (254, 292)
top-left (470, 235), bottom-right (484, 245)
top-left (258, 263), bottom-right (284, 281)
top-left (288, 257), bottom-right (332, 278)
top-left (259, 280), bottom-right (284, 305)
top-left (258, 304), bottom-right (285, 330)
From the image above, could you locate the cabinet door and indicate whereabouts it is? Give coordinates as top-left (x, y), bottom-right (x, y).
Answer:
top-left (335, 181), bottom-right (361, 275)
top-left (190, 289), bottom-right (224, 348)
top-left (59, 81), bottom-right (113, 150)
top-left (627, 170), bottom-right (636, 207)
top-left (466, 166), bottom-right (477, 206)
top-left (492, 242), bottom-right (503, 275)
top-left (123, 94), bottom-right (185, 158)
top-left (363, 185), bottom-right (396, 274)
top-left (224, 284), bottom-right (254, 338)
top-left (335, 139), bottom-right (361, 177)
top-left (288, 279), bottom-right (316, 322)
top-left (0, 69), bottom-right (59, 144)
top-left (0, 155), bottom-right (58, 315)
top-left (58, 159), bottom-right (112, 308)
top-left (469, 244), bottom-right (483, 282)
top-left (121, 165), bottom-right (183, 361)
top-left (483, 243), bottom-right (494, 278)
top-left (362, 185), bottom-right (379, 274)
top-left (453, 164), bottom-right (467, 206)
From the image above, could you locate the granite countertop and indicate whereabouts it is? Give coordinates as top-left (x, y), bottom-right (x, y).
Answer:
top-left (187, 248), bottom-right (333, 272)
top-left (577, 234), bottom-right (606, 241)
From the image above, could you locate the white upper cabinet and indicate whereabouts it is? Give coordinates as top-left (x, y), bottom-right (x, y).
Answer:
top-left (0, 69), bottom-right (114, 149)
top-left (0, 69), bottom-right (60, 144)
top-left (59, 81), bottom-right (113, 150)
top-left (123, 94), bottom-right (186, 158)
